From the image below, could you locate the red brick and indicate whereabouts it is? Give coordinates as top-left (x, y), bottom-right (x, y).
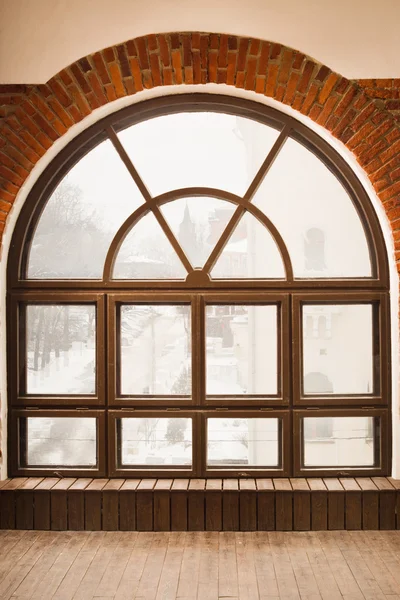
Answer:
top-left (258, 41), bottom-right (270, 75)
top-left (297, 60), bottom-right (315, 94)
top-left (208, 52), bottom-right (217, 83)
top-left (300, 83), bottom-right (319, 115)
top-left (172, 49), bottom-right (183, 84)
top-left (92, 53), bottom-right (111, 85)
top-left (150, 54), bottom-right (162, 87)
top-left (237, 38), bottom-right (248, 72)
top-left (135, 38), bottom-right (150, 70)
top-left (158, 35), bottom-right (170, 67)
top-left (109, 63), bottom-right (126, 98)
top-left (265, 64), bottom-right (279, 97)
top-left (218, 34), bottom-right (228, 68)
top-left (129, 58), bottom-right (144, 92)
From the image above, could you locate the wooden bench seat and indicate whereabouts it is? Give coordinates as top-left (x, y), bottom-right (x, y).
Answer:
top-left (0, 476), bottom-right (399, 531)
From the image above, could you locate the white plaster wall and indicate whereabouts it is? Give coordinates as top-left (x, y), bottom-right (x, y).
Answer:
top-left (0, 84), bottom-right (398, 478)
top-left (1, 0), bottom-right (400, 83)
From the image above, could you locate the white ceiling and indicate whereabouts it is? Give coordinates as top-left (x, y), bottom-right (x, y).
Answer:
top-left (0, 0), bottom-right (399, 84)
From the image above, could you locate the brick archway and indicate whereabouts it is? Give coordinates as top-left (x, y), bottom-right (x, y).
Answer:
top-left (0, 32), bottom-right (399, 272)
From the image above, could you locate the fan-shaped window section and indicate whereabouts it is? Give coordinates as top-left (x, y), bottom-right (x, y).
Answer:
top-left (118, 112), bottom-right (281, 197)
top-left (252, 137), bottom-right (372, 278)
top-left (112, 212), bottom-right (187, 280)
top-left (211, 211), bottom-right (285, 279)
top-left (160, 197), bottom-right (236, 268)
top-left (27, 140), bottom-right (145, 279)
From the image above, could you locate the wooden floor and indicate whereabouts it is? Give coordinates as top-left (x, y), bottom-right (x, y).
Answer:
top-left (1, 531), bottom-right (400, 599)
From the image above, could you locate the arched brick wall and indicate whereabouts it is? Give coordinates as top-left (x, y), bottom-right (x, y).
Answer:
top-left (0, 32), bottom-right (399, 271)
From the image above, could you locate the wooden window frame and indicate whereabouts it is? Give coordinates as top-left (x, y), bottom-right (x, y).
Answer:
top-left (6, 94), bottom-right (391, 478)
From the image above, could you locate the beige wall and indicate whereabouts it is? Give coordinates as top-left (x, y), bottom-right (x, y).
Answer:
top-left (1, 0), bottom-right (400, 83)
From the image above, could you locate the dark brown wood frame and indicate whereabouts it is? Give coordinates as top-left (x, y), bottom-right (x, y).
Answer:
top-left (293, 408), bottom-right (389, 477)
top-left (9, 409), bottom-right (106, 477)
top-left (6, 94), bottom-right (391, 478)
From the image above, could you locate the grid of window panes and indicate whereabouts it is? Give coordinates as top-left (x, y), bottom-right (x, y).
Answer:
top-left (8, 98), bottom-right (390, 477)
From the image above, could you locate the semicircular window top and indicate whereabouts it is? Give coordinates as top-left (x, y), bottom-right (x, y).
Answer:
top-left (10, 96), bottom-right (390, 480)
top-left (25, 105), bottom-right (376, 283)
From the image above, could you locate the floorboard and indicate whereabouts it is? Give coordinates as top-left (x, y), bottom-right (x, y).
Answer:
top-left (0, 531), bottom-right (400, 598)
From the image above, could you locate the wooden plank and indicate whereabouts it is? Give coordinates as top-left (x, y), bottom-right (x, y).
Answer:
top-left (154, 479), bottom-right (173, 490)
top-left (102, 491), bottom-right (119, 531)
top-left (257, 491), bottom-right (275, 531)
top-left (327, 492), bottom-right (345, 530)
top-left (171, 491), bottom-right (188, 531)
top-left (0, 491), bottom-right (16, 529)
top-left (18, 477), bottom-right (44, 490)
top-left (67, 490), bottom-right (85, 530)
top-left (239, 491), bottom-right (257, 531)
top-left (205, 491), bottom-right (222, 531)
top-left (311, 491), bottom-right (328, 530)
top-left (84, 492), bottom-right (102, 531)
top-left (51, 490), bottom-right (68, 530)
top-left (171, 478), bottom-right (189, 490)
top-left (119, 491), bottom-right (136, 531)
top-left (86, 479), bottom-right (109, 491)
top-left (362, 491), bottom-right (379, 530)
top-left (206, 479), bottom-right (222, 531)
top-left (357, 478), bottom-right (379, 530)
top-left (137, 479), bottom-right (156, 491)
top-left (206, 479), bottom-right (222, 490)
top-left (68, 478), bottom-right (92, 490)
top-left (273, 478), bottom-right (292, 491)
top-left (308, 478), bottom-right (327, 491)
top-left (275, 491), bottom-right (293, 531)
top-left (1, 478), bottom-right (28, 490)
top-left (188, 491), bottom-right (205, 531)
top-left (52, 478), bottom-right (76, 491)
top-left (379, 490), bottom-right (397, 529)
top-left (103, 479), bottom-right (124, 491)
top-left (136, 492), bottom-right (153, 531)
top-left (120, 479), bottom-right (140, 491)
top-left (154, 491), bottom-right (170, 531)
top-left (35, 477), bottom-right (60, 490)
top-left (223, 478), bottom-right (239, 490)
top-left (170, 480), bottom-right (189, 531)
top-left (222, 492), bottom-right (239, 531)
top-left (340, 480), bottom-right (362, 530)
top-left (323, 478), bottom-right (343, 491)
top-left (15, 491), bottom-right (34, 529)
top-left (293, 491), bottom-right (311, 531)
top-left (345, 493), bottom-right (362, 530)
top-left (256, 478), bottom-right (274, 490)
top-left (33, 491), bottom-right (50, 530)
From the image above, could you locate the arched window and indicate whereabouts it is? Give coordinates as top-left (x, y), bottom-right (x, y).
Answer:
top-left (7, 95), bottom-right (390, 478)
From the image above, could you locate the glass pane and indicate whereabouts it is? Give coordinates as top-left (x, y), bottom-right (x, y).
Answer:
top-left (120, 305), bottom-right (191, 395)
top-left (112, 212), bottom-right (187, 279)
top-left (118, 112), bottom-right (280, 197)
top-left (25, 417), bottom-right (96, 466)
top-left (303, 416), bottom-right (376, 467)
top-left (207, 418), bottom-right (279, 467)
top-left (210, 211), bottom-right (285, 279)
top-left (160, 197), bottom-right (236, 268)
top-left (27, 140), bottom-right (144, 279)
top-left (252, 137), bottom-right (372, 278)
top-left (206, 305), bottom-right (278, 395)
top-left (120, 417), bottom-right (192, 466)
top-left (302, 304), bottom-right (374, 395)
top-left (26, 305), bottom-right (96, 395)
